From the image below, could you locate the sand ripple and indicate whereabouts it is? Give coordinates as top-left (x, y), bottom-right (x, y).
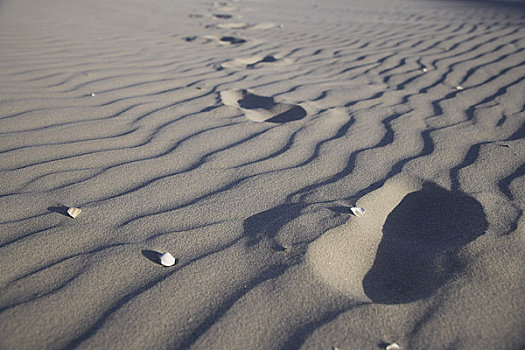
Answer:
top-left (1, 0), bottom-right (524, 349)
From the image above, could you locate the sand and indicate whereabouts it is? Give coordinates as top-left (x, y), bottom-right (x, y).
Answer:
top-left (1, 0), bottom-right (524, 349)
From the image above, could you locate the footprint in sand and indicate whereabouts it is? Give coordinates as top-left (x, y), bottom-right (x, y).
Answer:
top-left (213, 13), bottom-right (235, 19)
top-left (189, 13), bottom-right (236, 20)
top-left (219, 89), bottom-right (307, 123)
top-left (362, 182), bottom-right (487, 304)
top-left (184, 35), bottom-right (246, 45)
top-left (220, 54), bottom-right (290, 70)
top-left (307, 176), bottom-right (487, 304)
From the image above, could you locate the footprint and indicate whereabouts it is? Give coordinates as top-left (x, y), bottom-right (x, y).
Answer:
top-left (307, 176), bottom-right (488, 303)
top-left (184, 35), bottom-right (246, 45)
top-left (219, 89), bottom-right (307, 123)
top-left (362, 182), bottom-right (487, 304)
top-left (189, 13), bottom-right (237, 20)
top-left (213, 13), bottom-right (234, 19)
top-left (217, 35), bottom-right (247, 45)
top-left (220, 54), bottom-right (289, 70)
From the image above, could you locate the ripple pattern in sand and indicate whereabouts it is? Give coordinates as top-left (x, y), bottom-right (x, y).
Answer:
top-left (1, 0), bottom-right (524, 349)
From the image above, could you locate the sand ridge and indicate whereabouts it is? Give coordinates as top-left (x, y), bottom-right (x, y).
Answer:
top-left (1, 0), bottom-right (524, 349)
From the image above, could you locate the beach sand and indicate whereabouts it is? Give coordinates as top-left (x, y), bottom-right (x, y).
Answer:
top-left (1, 0), bottom-right (524, 349)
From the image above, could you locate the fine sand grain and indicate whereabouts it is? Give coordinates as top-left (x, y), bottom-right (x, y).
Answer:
top-left (1, 0), bottom-right (524, 349)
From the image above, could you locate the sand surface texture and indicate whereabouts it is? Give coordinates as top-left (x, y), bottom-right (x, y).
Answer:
top-left (1, 0), bottom-right (524, 349)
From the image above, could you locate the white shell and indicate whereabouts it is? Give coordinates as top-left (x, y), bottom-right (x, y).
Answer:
top-left (386, 343), bottom-right (401, 350)
top-left (160, 252), bottom-right (176, 266)
top-left (90, 93), bottom-right (96, 97)
top-left (67, 207), bottom-right (81, 218)
top-left (350, 207), bottom-right (365, 217)
top-left (455, 85), bottom-right (464, 90)
top-left (422, 67), bottom-right (428, 72)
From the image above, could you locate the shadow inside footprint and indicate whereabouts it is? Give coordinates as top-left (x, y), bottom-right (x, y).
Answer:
top-left (363, 182), bottom-right (487, 304)
top-left (213, 13), bottom-right (233, 19)
top-left (266, 105), bottom-right (307, 123)
top-left (220, 36), bottom-right (246, 44)
top-left (238, 93), bottom-right (276, 110)
top-left (184, 35), bottom-right (246, 46)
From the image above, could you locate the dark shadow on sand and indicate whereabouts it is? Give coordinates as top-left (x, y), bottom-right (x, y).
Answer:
top-left (238, 93), bottom-right (276, 110)
top-left (47, 205), bottom-right (70, 217)
top-left (267, 105), bottom-right (307, 123)
top-left (237, 92), bottom-right (307, 123)
top-left (243, 204), bottom-right (306, 247)
top-left (141, 249), bottom-right (162, 264)
top-left (220, 36), bottom-right (246, 44)
top-left (363, 182), bottom-right (488, 304)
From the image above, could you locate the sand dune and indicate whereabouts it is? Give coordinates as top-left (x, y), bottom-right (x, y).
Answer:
top-left (1, 0), bottom-right (524, 349)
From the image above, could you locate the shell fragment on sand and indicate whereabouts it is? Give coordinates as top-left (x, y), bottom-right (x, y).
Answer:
top-left (455, 85), bottom-right (464, 90)
top-left (67, 207), bottom-right (81, 218)
top-left (160, 252), bottom-right (177, 267)
top-left (385, 343), bottom-right (401, 350)
top-left (350, 207), bottom-right (365, 217)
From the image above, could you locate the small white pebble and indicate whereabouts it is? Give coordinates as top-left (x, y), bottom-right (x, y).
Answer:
top-left (386, 343), bottom-right (401, 350)
top-left (90, 93), bottom-right (96, 97)
top-left (455, 86), bottom-right (464, 90)
top-left (160, 252), bottom-right (177, 266)
top-left (350, 207), bottom-right (365, 217)
top-left (422, 67), bottom-right (428, 72)
top-left (67, 207), bottom-right (81, 218)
